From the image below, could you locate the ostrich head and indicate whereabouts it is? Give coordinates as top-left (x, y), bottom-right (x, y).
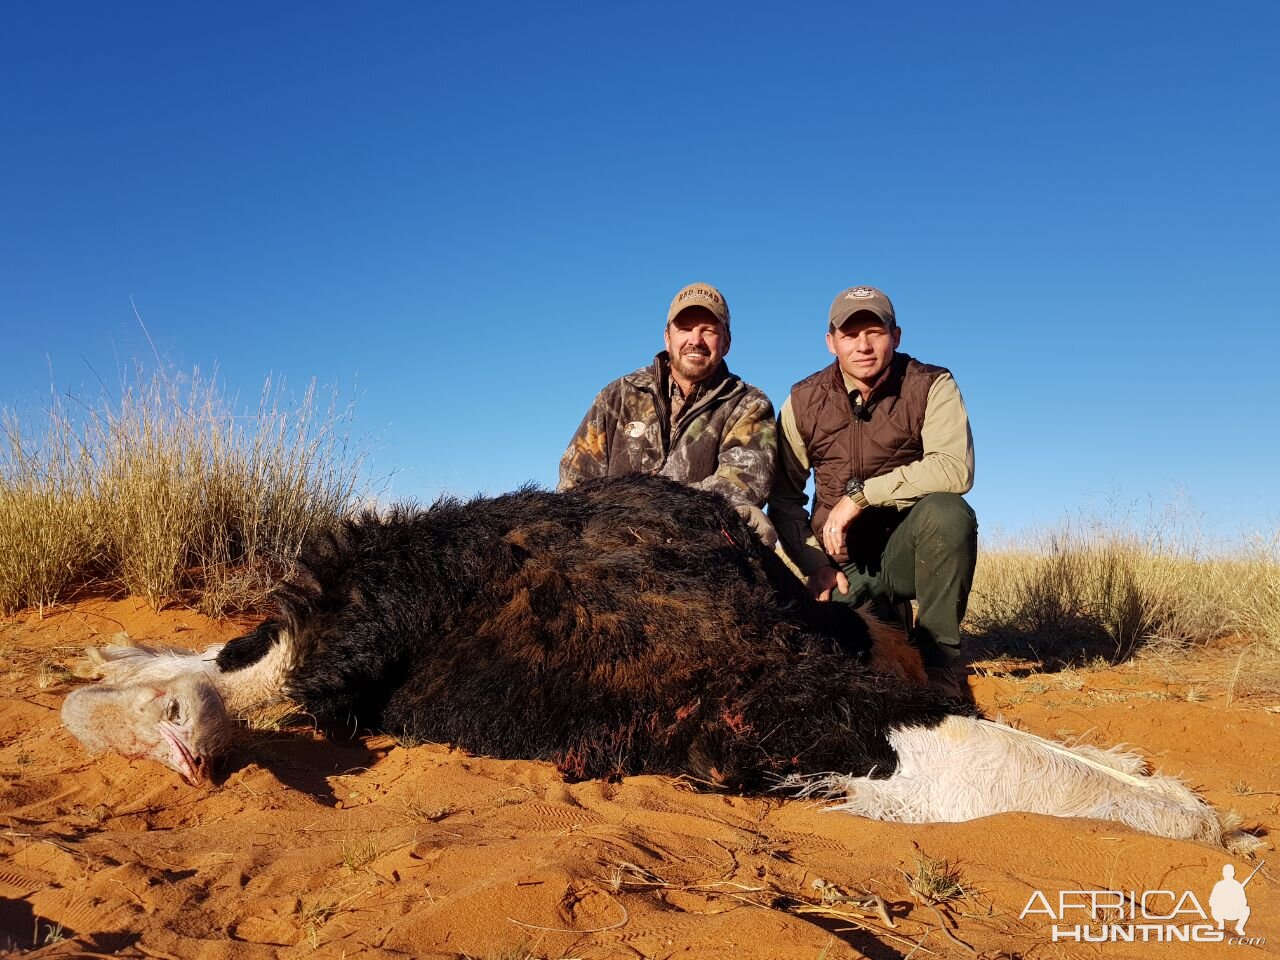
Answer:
top-left (61, 672), bottom-right (231, 785)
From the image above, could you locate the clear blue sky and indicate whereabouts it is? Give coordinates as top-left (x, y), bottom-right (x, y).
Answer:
top-left (3, 2), bottom-right (1277, 543)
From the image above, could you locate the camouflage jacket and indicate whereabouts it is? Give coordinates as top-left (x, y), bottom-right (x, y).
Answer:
top-left (558, 353), bottom-right (776, 510)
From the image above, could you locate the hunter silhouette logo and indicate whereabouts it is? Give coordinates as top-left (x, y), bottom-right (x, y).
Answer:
top-left (1211, 862), bottom-right (1262, 936)
top-left (1019, 860), bottom-right (1267, 945)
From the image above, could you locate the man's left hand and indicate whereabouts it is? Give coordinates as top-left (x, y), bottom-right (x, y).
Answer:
top-left (821, 496), bottom-right (862, 562)
top-left (734, 504), bottom-right (778, 548)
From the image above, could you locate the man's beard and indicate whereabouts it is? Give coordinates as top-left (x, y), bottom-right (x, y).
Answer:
top-left (670, 350), bottom-right (716, 383)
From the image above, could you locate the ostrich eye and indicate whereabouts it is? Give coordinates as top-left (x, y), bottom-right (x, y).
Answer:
top-left (165, 699), bottom-right (182, 723)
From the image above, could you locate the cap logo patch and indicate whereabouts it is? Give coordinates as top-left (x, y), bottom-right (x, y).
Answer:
top-left (846, 287), bottom-right (877, 300)
top-left (677, 288), bottom-right (722, 305)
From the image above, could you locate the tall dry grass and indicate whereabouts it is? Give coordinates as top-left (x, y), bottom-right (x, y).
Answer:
top-left (967, 519), bottom-right (1280, 663)
top-left (0, 367), bottom-right (364, 616)
top-left (0, 409), bottom-right (98, 616)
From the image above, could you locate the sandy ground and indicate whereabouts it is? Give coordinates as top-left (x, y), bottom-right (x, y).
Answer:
top-left (2, 598), bottom-right (1278, 959)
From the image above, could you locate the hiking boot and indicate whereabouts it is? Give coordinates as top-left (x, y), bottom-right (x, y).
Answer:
top-left (924, 662), bottom-right (971, 701)
top-left (911, 631), bottom-right (970, 701)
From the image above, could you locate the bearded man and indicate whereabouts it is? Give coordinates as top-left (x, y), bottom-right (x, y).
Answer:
top-left (558, 282), bottom-right (776, 541)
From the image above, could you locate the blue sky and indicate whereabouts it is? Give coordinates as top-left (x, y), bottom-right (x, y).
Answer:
top-left (3, 2), bottom-right (1277, 543)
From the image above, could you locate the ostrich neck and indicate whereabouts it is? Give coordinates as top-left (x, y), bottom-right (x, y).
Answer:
top-left (214, 630), bottom-right (298, 715)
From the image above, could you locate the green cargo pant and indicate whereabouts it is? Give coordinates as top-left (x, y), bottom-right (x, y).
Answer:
top-left (830, 493), bottom-right (978, 666)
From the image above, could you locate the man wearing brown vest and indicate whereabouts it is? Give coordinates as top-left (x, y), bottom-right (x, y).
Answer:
top-left (769, 285), bottom-right (976, 688)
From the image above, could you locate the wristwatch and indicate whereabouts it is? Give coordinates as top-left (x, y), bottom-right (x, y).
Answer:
top-left (844, 477), bottom-right (870, 509)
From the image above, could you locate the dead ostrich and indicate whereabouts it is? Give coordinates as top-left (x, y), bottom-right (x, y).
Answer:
top-left (63, 475), bottom-right (1245, 848)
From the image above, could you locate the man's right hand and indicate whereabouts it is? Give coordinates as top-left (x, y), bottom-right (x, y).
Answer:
top-left (806, 566), bottom-right (850, 601)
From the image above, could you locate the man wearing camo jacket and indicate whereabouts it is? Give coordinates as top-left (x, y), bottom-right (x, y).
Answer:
top-left (558, 282), bottom-right (777, 542)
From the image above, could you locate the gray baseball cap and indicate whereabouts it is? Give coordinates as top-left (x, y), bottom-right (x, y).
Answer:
top-left (829, 285), bottom-right (896, 331)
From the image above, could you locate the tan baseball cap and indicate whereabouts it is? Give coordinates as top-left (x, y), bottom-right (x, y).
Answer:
top-left (829, 285), bottom-right (896, 331)
top-left (667, 282), bottom-right (730, 329)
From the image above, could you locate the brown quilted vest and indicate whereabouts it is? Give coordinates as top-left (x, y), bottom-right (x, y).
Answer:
top-left (790, 352), bottom-right (948, 538)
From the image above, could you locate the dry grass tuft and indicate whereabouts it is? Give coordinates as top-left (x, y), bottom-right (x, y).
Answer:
top-left (0, 409), bottom-right (98, 616)
top-left (36, 920), bottom-right (66, 947)
top-left (968, 514), bottom-right (1280, 663)
top-left (397, 793), bottom-right (457, 824)
top-left (296, 894), bottom-right (339, 928)
top-left (905, 853), bottom-right (966, 905)
top-left (239, 700), bottom-right (309, 732)
top-left (0, 365), bottom-right (364, 615)
top-left (35, 660), bottom-right (73, 690)
top-left (340, 834), bottom-right (381, 873)
top-left (389, 718), bottom-right (437, 749)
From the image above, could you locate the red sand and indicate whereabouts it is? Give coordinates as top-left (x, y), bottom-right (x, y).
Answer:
top-left (2, 598), bottom-right (1276, 958)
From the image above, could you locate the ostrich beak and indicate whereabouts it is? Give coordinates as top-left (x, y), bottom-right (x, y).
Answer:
top-left (62, 673), bottom-right (230, 785)
top-left (160, 719), bottom-right (212, 785)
